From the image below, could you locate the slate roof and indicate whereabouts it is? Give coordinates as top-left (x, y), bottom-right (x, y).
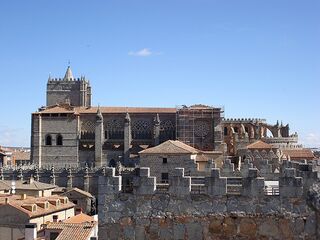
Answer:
top-left (139, 140), bottom-right (199, 155)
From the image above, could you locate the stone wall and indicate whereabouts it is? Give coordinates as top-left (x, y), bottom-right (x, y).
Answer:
top-left (98, 166), bottom-right (320, 239)
top-left (139, 154), bottom-right (199, 182)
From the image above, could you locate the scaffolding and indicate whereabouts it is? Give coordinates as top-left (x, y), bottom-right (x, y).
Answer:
top-left (176, 105), bottom-right (224, 151)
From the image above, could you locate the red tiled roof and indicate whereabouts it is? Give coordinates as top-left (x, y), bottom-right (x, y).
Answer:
top-left (282, 149), bottom-right (315, 160)
top-left (35, 104), bottom-right (176, 114)
top-left (45, 222), bottom-right (96, 240)
top-left (0, 194), bottom-right (74, 218)
top-left (139, 140), bottom-right (199, 154)
top-left (63, 213), bottom-right (94, 224)
top-left (12, 151), bottom-right (30, 161)
top-left (76, 106), bottom-right (176, 114)
top-left (246, 140), bottom-right (273, 150)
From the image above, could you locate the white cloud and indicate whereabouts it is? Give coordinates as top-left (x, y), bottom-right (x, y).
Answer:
top-left (0, 126), bottom-right (29, 147)
top-left (128, 48), bottom-right (162, 57)
top-left (300, 133), bottom-right (320, 148)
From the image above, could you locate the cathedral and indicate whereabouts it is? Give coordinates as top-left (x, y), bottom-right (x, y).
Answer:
top-left (31, 67), bottom-right (307, 168)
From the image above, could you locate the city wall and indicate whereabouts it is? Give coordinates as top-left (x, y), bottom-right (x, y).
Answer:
top-left (98, 166), bottom-right (320, 240)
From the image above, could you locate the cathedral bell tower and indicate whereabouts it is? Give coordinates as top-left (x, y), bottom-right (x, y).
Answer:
top-left (46, 66), bottom-right (92, 107)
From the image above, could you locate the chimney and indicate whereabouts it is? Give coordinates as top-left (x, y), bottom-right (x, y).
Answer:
top-left (53, 215), bottom-right (58, 223)
top-left (75, 207), bottom-right (82, 215)
top-left (29, 175), bottom-right (34, 184)
top-left (21, 194), bottom-right (27, 200)
top-left (25, 223), bottom-right (37, 240)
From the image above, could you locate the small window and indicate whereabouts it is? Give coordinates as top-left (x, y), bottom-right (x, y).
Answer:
top-left (162, 158), bottom-right (167, 164)
top-left (56, 134), bottom-right (63, 146)
top-left (224, 127), bottom-right (228, 136)
top-left (161, 173), bottom-right (169, 183)
top-left (45, 135), bottom-right (52, 146)
top-left (73, 200), bottom-right (78, 205)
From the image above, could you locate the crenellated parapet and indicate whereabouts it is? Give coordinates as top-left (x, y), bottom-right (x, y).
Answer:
top-left (223, 118), bottom-right (266, 123)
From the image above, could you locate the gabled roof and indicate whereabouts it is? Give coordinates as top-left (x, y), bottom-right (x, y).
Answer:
top-left (62, 187), bottom-right (93, 198)
top-left (0, 179), bottom-right (56, 190)
top-left (0, 194), bottom-right (74, 218)
top-left (75, 106), bottom-right (176, 114)
top-left (246, 140), bottom-right (273, 150)
top-left (36, 105), bottom-right (176, 114)
top-left (36, 104), bottom-right (76, 114)
top-left (139, 140), bottom-right (199, 155)
top-left (282, 149), bottom-right (315, 160)
top-left (63, 213), bottom-right (94, 223)
top-left (44, 222), bottom-right (96, 240)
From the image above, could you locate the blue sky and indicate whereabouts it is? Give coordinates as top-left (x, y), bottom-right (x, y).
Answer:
top-left (0, 0), bottom-right (319, 147)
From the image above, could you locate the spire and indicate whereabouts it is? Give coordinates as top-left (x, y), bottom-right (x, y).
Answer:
top-left (96, 106), bottom-right (103, 121)
top-left (154, 113), bottom-right (160, 125)
top-left (64, 66), bottom-right (74, 81)
top-left (125, 112), bottom-right (131, 123)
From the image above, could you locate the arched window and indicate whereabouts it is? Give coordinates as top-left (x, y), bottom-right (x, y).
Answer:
top-left (56, 134), bottom-right (63, 146)
top-left (45, 135), bottom-right (52, 146)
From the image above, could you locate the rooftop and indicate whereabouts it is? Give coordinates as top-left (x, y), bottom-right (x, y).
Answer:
top-left (62, 187), bottom-right (94, 199)
top-left (139, 140), bottom-right (199, 155)
top-left (282, 149), bottom-right (315, 160)
top-left (0, 194), bottom-right (74, 218)
top-left (246, 140), bottom-right (274, 150)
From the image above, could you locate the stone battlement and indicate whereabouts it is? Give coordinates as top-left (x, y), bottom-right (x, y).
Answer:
top-left (98, 165), bottom-right (319, 198)
top-left (223, 118), bottom-right (266, 123)
top-left (98, 165), bottom-right (320, 239)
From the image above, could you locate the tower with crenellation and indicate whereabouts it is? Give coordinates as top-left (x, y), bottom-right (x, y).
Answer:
top-left (46, 66), bottom-right (91, 107)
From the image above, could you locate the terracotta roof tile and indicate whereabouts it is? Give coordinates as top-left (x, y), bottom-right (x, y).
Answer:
top-left (35, 104), bottom-right (176, 114)
top-left (246, 140), bottom-right (273, 150)
top-left (75, 106), bottom-right (176, 114)
top-left (45, 222), bottom-right (96, 240)
top-left (0, 194), bottom-right (74, 218)
top-left (139, 140), bottom-right (199, 154)
top-left (63, 213), bottom-right (94, 223)
top-left (282, 149), bottom-right (315, 160)
top-left (12, 151), bottom-right (30, 161)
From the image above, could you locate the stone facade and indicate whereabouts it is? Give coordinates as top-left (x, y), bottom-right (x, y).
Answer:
top-left (30, 67), bottom-right (313, 171)
top-left (31, 67), bottom-right (225, 168)
top-left (97, 163), bottom-right (320, 240)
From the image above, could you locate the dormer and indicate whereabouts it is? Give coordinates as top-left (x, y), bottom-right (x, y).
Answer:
top-left (59, 197), bottom-right (69, 204)
top-left (22, 203), bottom-right (37, 212)
top-left (36, 201), bottom-right (49, 209)
top-left (48, 199), bottom-right (60, 206)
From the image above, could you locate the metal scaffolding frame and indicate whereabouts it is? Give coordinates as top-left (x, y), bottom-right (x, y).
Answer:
top-left (175, 105), bottom-right (224, 150)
